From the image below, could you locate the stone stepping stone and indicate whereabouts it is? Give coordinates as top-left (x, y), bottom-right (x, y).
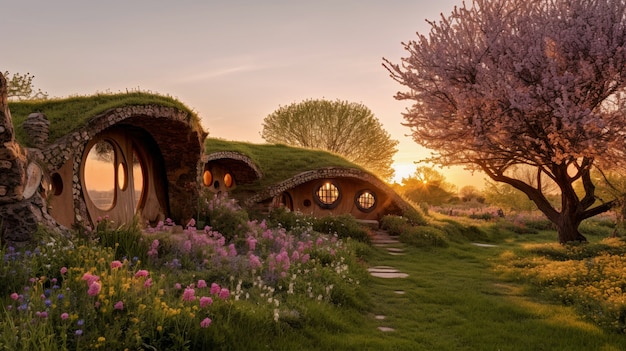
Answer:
top-left (471, 243), bottom-right (498, 248)
top-left (394, 290), bottom-right (405, 295)
top-left (368, 266), bottom-right (409, 278)
top-left (374, 315), bottom-right (386, 320)
top-left (378, 326), bottom-right (395, 332)
top-left (386, 247), bottom-right (405, 255)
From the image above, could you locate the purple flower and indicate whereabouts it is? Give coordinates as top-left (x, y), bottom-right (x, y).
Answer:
top-left (114, 301), bottom-right (124, 310)
top-left (75, 329), bottom-right (83, 336)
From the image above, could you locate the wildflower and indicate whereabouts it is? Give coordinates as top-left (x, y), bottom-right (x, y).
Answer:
top-left (82, 272), bottom-right (99, 286)
top-left (57, 293), bottom-right (65, 300)
top-left (174, 283), bottom-right (182, 290)
top-left (249, 254), bottom-right (262, 269)
top-left (157, 325), bottom-right (163, 332)
top-left (182, 287), bottom-right (196, 302)
top-left (200, 317), bottom-right (212, 328)
top-left (37, 311), bottom-right (48, 318)
top-left (61, 313), bottom-right (69, 320)
top-left (110, 260), bottom-right (123, 269)
top-left (199, 296), bottom-right (213, 308)
top-left (197, 279), bottom-right (207, 289)
top-left (77, 319), bottom-right (84, 326)
top-left (88, 281), bottom-right (102, 296)
top-left (75, 329), bottom-right (83, 336)
top-left (45, 299), bottom-right (52, 307)
top-left (144, 278), bottom-right (153, 288)
top-left (60, 267), bottom-right (68, 275)
top-left (114, 301), bottom-right (124, 310)
top-left (10, 292), bottom-right (18, 300)
top-left (219, 288), bottom-right (230, 300)
top-left (134, 270), bottom-right (149, 278)
top-left (210, 283), bottom-right (221, 295)
top-left (98, 336), bottom-right (106, 343)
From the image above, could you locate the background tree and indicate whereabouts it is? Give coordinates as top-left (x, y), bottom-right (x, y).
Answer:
top-left (2, 71), bottom-right (48, 100)
top-left (383, 0), bottom-right (626, 243)
top-left (261, 99), bottom-right (399, 180)
top-left (399, 166), bottom-right (456, 205)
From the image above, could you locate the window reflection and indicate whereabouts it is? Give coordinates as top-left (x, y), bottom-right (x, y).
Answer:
top-left (133, 150), bottom-right (144, 211)
top-left (85, 141), bottom-right (115, 210)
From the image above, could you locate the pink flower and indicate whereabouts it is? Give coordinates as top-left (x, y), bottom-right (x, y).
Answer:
top-left (174, 283), bottom-right (182, 290)
top-left (134, 270), bottom-right (149, 278)
top-left (110, 260), bottom-right (123, 269)
top-left (210, 283), bottom-right (221, 295)
top-left (144, 278), bottom-right (152, 288)
top-left (60, 267), bottom-right (68, 275)
top-left (182, 287), bottom-right (196, 302)
top-left (197, 280), bottom-right (207, 289)
top-left (219, 288), bottom-right (230, 300)
top-left (200, 317), bottom-right (212, 328)
top-left (61, 312), bottom-right (69, 320)
top-left (199, 296), bottom-right (213, 308)
top-left (87, 281), bottom-right (101, 296)
top-left (247, 236), bottom-right (257, 251)
top-left (228, 244), bottom-right (237, 256)
top-left (10, 293), bottom-right (19, 301)
top-left (249, 254), bottom-right (262, 269)
top-left (81, 272), bottom-right (100, 287)
top-left (114, 301), bottom-right (124, 310)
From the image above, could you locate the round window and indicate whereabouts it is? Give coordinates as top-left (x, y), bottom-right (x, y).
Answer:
top-left (355, 190), bottom-right (377, 212)
top-left (314, 181), bottom-right (341, 209)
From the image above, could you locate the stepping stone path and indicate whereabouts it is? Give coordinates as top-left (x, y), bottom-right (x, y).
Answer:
top-left (368, 230), bottom-right (410, 332)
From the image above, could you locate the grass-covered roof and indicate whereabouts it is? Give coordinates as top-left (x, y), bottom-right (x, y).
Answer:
top-left (205, 138), bottom-right (367, 189)
top-left (8, 92), bottom-right (202, 146)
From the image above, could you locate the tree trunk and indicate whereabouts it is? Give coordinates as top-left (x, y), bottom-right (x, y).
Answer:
top-left (554, 214), bottom-right (587, 244)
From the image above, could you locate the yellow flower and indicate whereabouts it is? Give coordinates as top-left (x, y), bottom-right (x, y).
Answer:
top-left (97, 336), bottom-right (106, 343)
top-left (157, 325), bottom-right (163, 332)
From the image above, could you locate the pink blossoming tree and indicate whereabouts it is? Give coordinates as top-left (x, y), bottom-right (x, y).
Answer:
top-left (384, 0), bottom-right (626, 243)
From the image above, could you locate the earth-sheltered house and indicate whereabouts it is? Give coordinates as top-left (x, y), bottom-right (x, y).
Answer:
top-left (0, 86), bottom-right (410, 244)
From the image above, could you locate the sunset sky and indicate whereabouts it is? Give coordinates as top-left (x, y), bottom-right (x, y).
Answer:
top-left (3, 0), bottom-right (485, 189)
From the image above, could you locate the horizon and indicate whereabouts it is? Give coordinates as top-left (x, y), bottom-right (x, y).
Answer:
top-left (2, 0), bottom-right (485, 189)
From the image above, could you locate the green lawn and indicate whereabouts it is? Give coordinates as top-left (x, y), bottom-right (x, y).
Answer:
top-left (346, 231), bottom-right (626, 351)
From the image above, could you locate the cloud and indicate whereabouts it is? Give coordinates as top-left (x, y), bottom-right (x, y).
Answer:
top-left (179, 64), bottom-right (261, 83)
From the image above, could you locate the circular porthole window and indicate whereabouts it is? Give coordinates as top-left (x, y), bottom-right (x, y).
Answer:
top-left (355, 190), bottom-right (377, 213)
top-left (314, 181), bottom-right (341, 209)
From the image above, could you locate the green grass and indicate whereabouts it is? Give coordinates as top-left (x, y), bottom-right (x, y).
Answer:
top-left (348, 229), bottom-right (626, 351)
top-left (8, 91), bottom-right (201, 146)
top-left (205, 138), bottom-right (365, 189)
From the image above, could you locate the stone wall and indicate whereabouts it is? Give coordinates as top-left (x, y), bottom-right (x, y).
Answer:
top-left (0, 74), bottom-right (60, 244)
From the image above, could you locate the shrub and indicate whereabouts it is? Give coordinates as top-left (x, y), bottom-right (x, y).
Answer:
top-left (312, 215), bottom-right (370, 243)
top-left (399, 226), bottom-right (448, 248)
top-left (380, 215), bottom-right (409, 236)
top-left (205, 193), bottom-right (250, 241)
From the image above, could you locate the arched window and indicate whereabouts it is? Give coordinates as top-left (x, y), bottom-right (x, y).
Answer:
top-left (314, 181), bottom-right (341, 209)
top-left (355, 190), bottom-right (377, 212)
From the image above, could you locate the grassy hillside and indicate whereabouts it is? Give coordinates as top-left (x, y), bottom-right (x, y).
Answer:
top-left (8, 92), bottom-right (201, 146)
top-left (205, 138), bottom-right (367, 188)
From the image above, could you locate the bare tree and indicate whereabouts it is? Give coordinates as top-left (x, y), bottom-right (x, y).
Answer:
top-left (3, 71), bottom-right (48, 101)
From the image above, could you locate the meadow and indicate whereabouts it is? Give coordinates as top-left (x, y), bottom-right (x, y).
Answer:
top-left (2, 194), bottom-right (626, 350)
